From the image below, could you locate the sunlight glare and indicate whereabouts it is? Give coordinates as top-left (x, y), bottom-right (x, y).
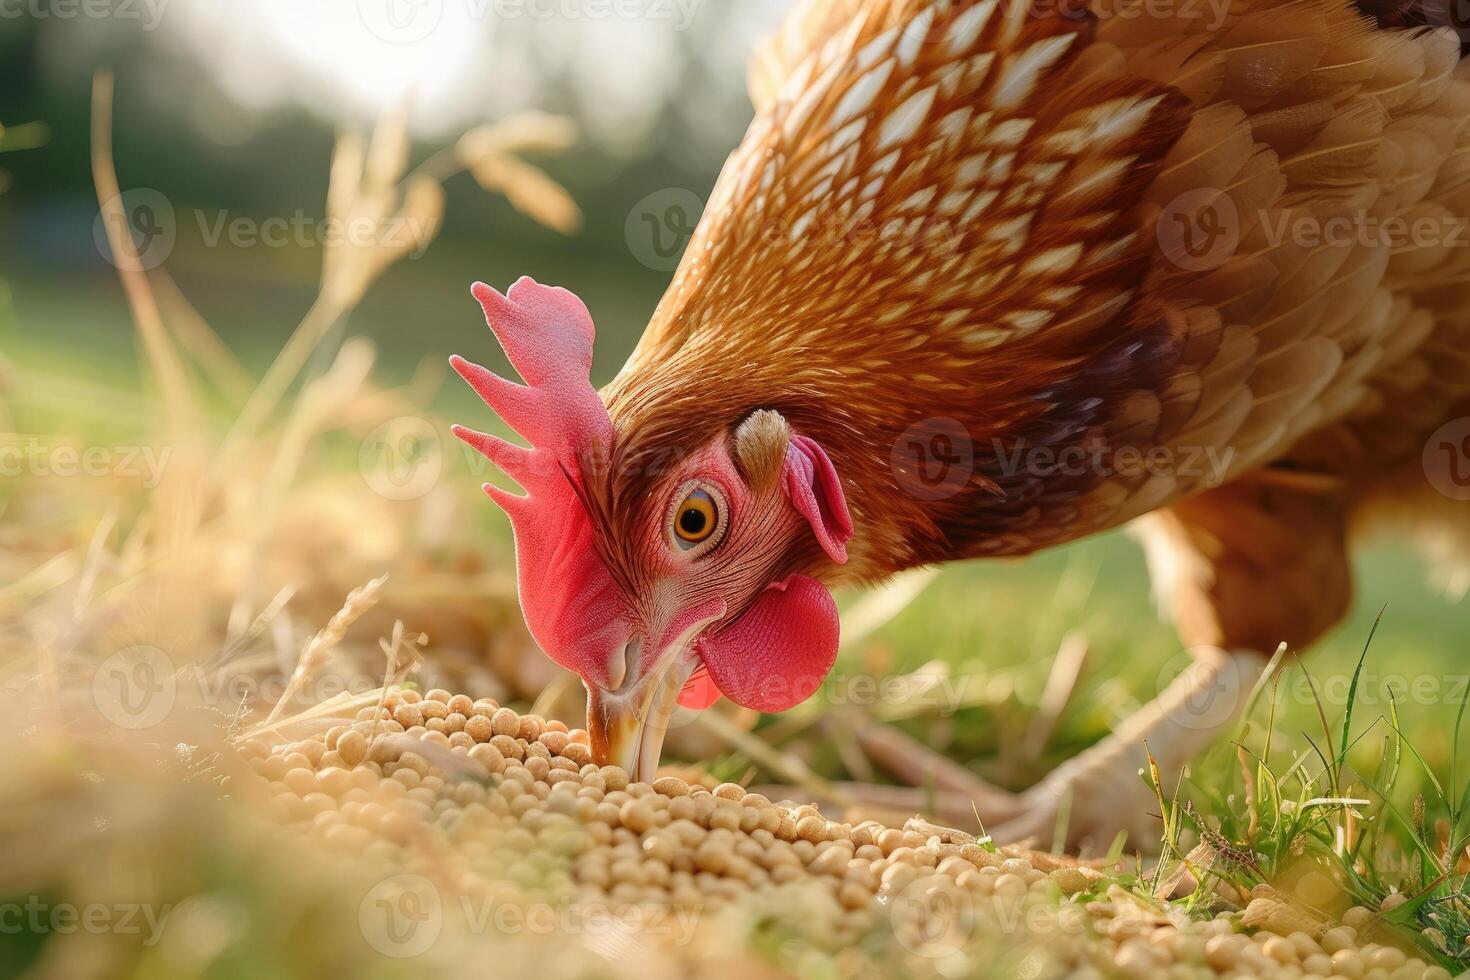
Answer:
top-left (174, 0), bottom-right (494, 130)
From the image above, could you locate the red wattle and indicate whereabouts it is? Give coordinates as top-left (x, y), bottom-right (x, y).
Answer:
top-left (694, 575), bottom-right (840, 713)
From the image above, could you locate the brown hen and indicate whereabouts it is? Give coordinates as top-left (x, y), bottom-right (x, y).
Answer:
top-left (457, 0), bottom-right (1470, 848)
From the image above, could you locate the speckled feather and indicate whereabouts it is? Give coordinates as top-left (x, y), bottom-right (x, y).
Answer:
top-left (602, 0), bottom-right (1470, 604)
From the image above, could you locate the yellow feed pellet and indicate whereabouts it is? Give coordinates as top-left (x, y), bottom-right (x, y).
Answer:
top-left (235, 690), bottom-right (1456, 980)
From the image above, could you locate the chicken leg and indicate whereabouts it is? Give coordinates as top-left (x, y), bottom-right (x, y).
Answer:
top-left (991, 646), bottom-right (1268, 849)
top-left (994, 476), bottom-right (1354, 849)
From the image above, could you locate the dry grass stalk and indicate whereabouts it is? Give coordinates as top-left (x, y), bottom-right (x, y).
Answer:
top-left (694, 705), bottom-right (850, 806)
top-left (456, 111), bottom-right (578, 159)
top-left (848, 720), bottom-right (1027, 824)
top-left (530, 670), bottom-right (582, 720)
top-left (220, 108), bottom-right (416, 457)
top-left (216, 585), bottom-right (298, 665)
top-left (1019, 631), bottom-right (1090, 765)
top-left (466, 153), bottom-right (582, 233)
top-left (0, 553), bottom-right (77, 608)
top-left (229, 340), bottom-right (376, 628)
top-left (262, 575), bottom-right (389, 726)
top-left (151, 270), bottom-right (256, 405)
top-left (452, 111), bottom-right (582, 233)
top-left (239, 620), bottom-right (425, 745)
top-left (71, 511), bottom-right (118, 620)
top-left (2, 82), bottom-right (580, 767)
top-left (91, 70), bottom-right (209, 602)
top-left (241, 687), bottom-right (393, 743)
top-left (827, 713), bottom-right (878, 783)
top-left (303, 575), bottom-right (390, 668)
top-left (90, 71), bottom-right (196, 437)
top-left (219, 102), bottom-right (575, 464)
top-left (367, 621), bottom-right (428, 749)
top-left (0, 120), bottom-right (48, 194)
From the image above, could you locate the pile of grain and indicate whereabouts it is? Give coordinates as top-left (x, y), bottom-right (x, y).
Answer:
top-left (240, 688), bottom-right (1451, 979)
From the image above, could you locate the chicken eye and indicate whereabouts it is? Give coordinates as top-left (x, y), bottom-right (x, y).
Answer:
top-left (675, 490), bottom-right (717, 543)
top-left (676, 495), bottom-right (715, 541)
top-left (668, 484), bottom-right (727, 555)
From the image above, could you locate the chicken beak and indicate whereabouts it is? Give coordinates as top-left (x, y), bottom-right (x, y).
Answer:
top-left (586, 648), bottom-right (695, 783)
top-left (586, 601), bottom-right (725, 782)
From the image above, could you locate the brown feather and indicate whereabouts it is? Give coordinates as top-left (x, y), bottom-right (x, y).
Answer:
top-left (599, 0), bottom-right (1470, 601)
top-left (733, 409), bottom-right (793, 490)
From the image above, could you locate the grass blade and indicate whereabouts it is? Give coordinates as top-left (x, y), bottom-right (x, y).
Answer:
top-left (1339, 609), bottom-right (1383, 770)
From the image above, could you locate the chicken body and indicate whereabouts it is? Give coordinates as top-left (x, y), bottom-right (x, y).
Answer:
top-left (458, 0), bottom-right (1470, 846)
top-left (614, 0), bottom-right (1470, 623)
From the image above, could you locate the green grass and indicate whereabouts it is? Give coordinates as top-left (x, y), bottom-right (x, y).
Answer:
top-left (817, 536), bottom-right (1469, 969)
top-left (844, 534), bottom-right (1468, 800)
top-left (1161, 635), bottom-right (1470, 972)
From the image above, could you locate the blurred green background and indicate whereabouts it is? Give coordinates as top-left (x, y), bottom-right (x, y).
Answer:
top-left (0, 0), bottom-right (1465, 791)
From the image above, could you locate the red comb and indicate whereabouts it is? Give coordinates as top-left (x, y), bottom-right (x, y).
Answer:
top-left (451, 278), bottom-right (626, 685)
top-left (451, 277), bottom-right (611, 476)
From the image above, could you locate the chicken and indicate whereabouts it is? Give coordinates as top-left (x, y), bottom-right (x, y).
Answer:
top-left (452, 0), bottom-right (1470, 848)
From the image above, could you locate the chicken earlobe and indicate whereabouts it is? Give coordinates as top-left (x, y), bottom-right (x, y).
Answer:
top-left (783, 435), bottom-right (854, 564)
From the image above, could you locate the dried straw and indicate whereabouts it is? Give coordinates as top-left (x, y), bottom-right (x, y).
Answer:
top-left (262, 575), bottom-right (389, 726)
